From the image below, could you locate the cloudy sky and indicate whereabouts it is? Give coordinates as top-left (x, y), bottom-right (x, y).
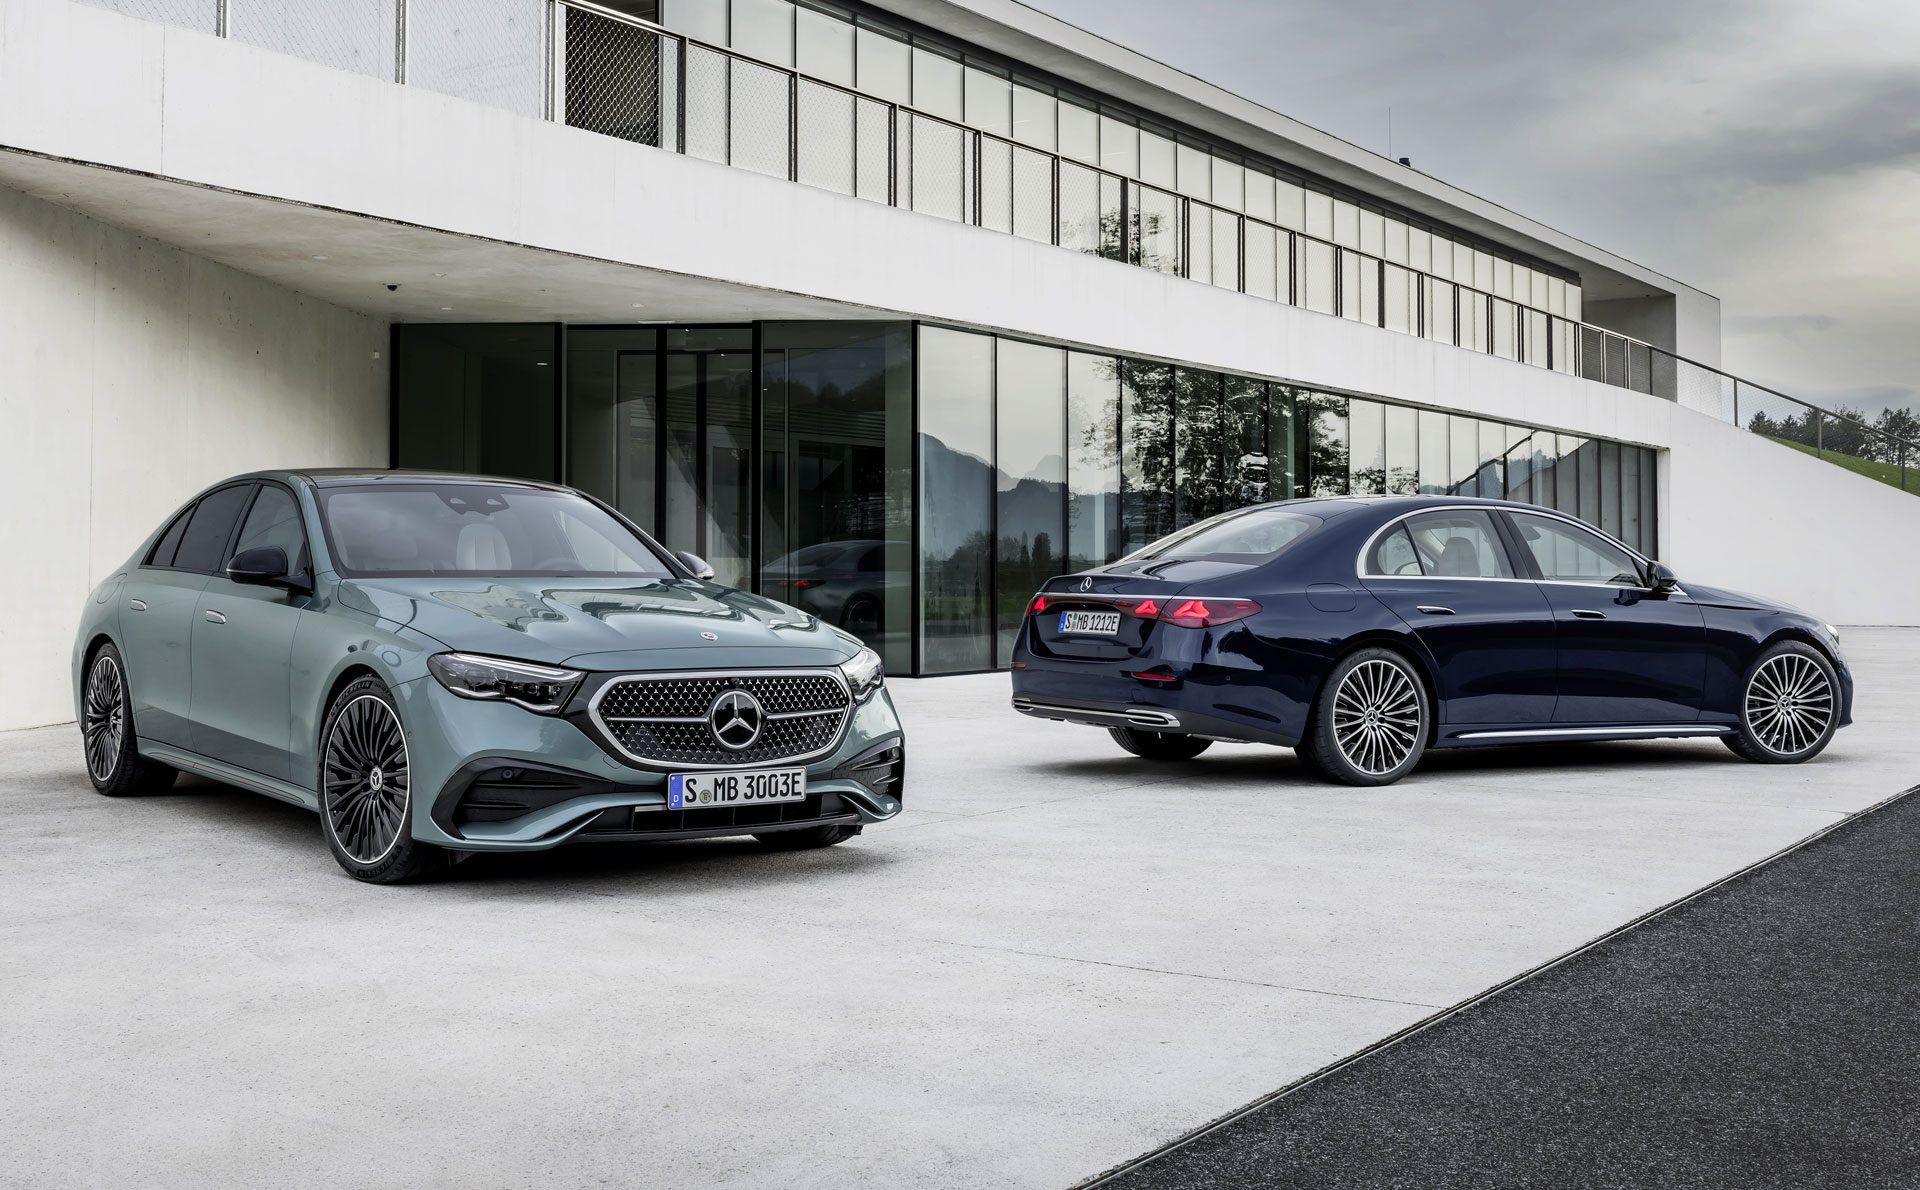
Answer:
top-left (1026, 0), bottom-right (1920, 418)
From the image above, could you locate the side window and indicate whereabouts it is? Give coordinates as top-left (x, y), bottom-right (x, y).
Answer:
top-left (145, 506), bottom-right (194, 568)
top-left (1510, 512), bottom-right (1643, 585)
top-left (171, 485), bottom-right (255, 574)
top-left (228, 484), bottom-right (309, 572)
top-left (1398, 510), bottom-right (1514, 578)
top-left (1368, 527), bottom-right (1422, 576)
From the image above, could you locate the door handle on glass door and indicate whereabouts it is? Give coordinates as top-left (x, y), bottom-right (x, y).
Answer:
top-left (1415, 605), bottom-right (1454, 616)
top-left (1571, 609), bottom-right (1607, 619)
top-left (204, 610), bottom-right (227, 625)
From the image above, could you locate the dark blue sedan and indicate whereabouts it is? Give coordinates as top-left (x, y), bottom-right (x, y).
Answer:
top-left (1010, 497), bottom-right (1851, 786)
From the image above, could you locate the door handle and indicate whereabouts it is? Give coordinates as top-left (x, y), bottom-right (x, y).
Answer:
top-left (128, 598), bottom-right (148, 612)
top-left (1571, 609), bottom-right (1607, 620)
top-left (204, 609), bottom-right (227, 625)
top-left (1415, 605), bottom-right (1455, 616)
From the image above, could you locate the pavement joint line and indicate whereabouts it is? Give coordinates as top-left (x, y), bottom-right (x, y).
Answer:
top-left (1070, 779), bottom-right (1920, 1189)
top-left (923, 938), bottom-right (1446, 1010)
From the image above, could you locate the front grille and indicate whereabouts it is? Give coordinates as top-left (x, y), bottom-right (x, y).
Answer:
top-left (589, 670), bottom-right (852, 768)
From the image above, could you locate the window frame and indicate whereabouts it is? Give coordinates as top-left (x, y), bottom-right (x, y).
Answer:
top-left (221, 479), bottom-right (315, 583)
top-left (1356, 504), bottom-right (1533, 581)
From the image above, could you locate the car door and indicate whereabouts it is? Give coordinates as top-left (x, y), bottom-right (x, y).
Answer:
top-left (1501, 510), bottom-right (1706, 724)
top-left (189, 481), bottom-right (314, 780)
top-left (1358, 508), bottom-right (1558, 724)
top-left (120, 487), bottom-right (252, 745)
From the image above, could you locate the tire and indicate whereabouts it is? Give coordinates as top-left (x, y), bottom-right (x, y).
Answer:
top-left (755, 824), bottom-right (862, 850)
top-left (317, 676), bottom-right (446, 884)
top-left (1721, 641), bottom-right (1840, 765)
top-left (80, 643), bottom-right (177, 797)
top-left (1305, 647), bottom-right (1430, 787)
top-left (1109, 727), bottom-right (1212, 761)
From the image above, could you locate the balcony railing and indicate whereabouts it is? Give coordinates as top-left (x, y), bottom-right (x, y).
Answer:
top-left (76, 0), bottom-right (1918, 496)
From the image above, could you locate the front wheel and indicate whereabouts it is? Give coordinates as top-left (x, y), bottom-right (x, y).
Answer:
top-left (1109, 727), bottom-right (1212, 761)
top-left (1722, 642), bottom-right (1839, 765)
top-left (1305, 647), bottom-right (1430, 787)
top-left (318, 677), bottom-right (446, 884)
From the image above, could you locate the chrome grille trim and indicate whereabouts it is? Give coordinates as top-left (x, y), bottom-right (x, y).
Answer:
top-left (587, 668), bottom-right (853, 770)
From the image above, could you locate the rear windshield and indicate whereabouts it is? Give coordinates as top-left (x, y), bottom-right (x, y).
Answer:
top-left (1125, 506), bottom-right (1322, 565)
top-left (317, 485), bottom-right (674, 579)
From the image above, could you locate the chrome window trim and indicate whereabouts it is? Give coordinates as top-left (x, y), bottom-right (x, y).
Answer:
top-left (1355, 502), bottom-right (1653, 586)
top-left (586, 667), bottom-right (853, 771)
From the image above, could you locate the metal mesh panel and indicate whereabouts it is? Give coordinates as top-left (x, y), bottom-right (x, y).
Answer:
top-left (1339, 249), bottom-right (1365, 320)
top-left (1011, 145), bottom-right (1053, 244)
top-left (1520, 308), bottom-right (1549, 366)
top-left (1605, 335), bottom-right (1629, 388)
top-left (795, 79), bottom-right (856, 196)
top-left (72, 0), bottom-right (217, 33)
top-left (1211, 207), bottom-right (1240, 291)
top-left (907, 113), bottom-right (967, 223)
top-left (1244, 221), bottom-right (1278, 301)
top-left (1383, 263), bottom-right (1415, 333)
top-left (564, 8), bottom-right (665, 147)
top-left (408, 0), bottom-right (548, 119)
top-left (1491, 298), bottom-right (1517, 359)
top-left (1648, 349), bottom-right (1678, 401)
top-left (230, 0), bottom-right (397, 78)
top-left (1058, 160), bottom-right (1102, 254)
top-left (854, 95), bottom-right (892, 204)
top-left (1580, 326), bottom-right (1607, 382)
top-left (1672, 361), bottom-right (1735, 422)
top-left (729, 57), bottom-right (791, 179)
top-left (979, 137), bottom-right (1013, 233)
top-left (1626, 342), bottom-right (1654, 394)
top-left (683, 44), bottom-right (728, 164)
top-left (1186, 206), bottom-right (1215, 286)
top-left (1421, 277), bottom-right (1453, 343)
top-left (1458, 288), bottom-right (1486, 349)
top-left (1136, 184), bottom-right (1181, 276)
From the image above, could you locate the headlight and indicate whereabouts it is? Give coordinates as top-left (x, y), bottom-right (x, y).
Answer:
top-left (427, 653), bottom-right (584, 714)
top-left (839, 646), bottom-right (884, 702)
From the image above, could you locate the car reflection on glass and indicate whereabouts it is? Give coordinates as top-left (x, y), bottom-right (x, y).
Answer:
top-left (766, 540), bottom-right (907, 637)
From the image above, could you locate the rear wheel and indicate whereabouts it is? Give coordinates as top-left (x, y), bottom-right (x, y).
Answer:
top-left (81, 643), bottom-right (177, 797)
top-left (756, 824), bottom-right (861, 850)
top-left (318, 677), bottom-right (446, 884)
top-left (1306, 648), bottom-right (1429, 787)
top-left (1722, 642), bottom-right (1839, 764)
top-left (1109, 727), bottom-right (1212, 761)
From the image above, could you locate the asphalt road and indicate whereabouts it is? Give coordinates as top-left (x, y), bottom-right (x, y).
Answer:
top-left (1098, 786), bottom-right (1920, 1190)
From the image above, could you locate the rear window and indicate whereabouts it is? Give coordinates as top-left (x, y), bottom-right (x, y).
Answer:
top-left (1125, 506), bottom-right (1321, 565)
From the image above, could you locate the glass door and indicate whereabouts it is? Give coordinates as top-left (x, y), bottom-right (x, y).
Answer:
top-left (663, 328), bottom-right (755, 589)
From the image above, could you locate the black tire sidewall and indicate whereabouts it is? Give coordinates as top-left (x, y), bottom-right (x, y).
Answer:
top-left (1733, 641), bottom-right (1840, 764)
top-left (84, 642), bottom-right (172, 796)
top-left (1309, 647), bottom-right (1430, 786)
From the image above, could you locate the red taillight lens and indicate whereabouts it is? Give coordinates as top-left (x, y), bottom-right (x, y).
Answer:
top-left (1026, 593), bottom-right (1050, 617)
top-left (780, 578), bottom-right (818, 590)
top-left (1156, 597), bottom-right (1261, 628)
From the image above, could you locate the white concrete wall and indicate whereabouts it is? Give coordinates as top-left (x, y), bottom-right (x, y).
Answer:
top-left (0, 184), bottom-right (388, 730)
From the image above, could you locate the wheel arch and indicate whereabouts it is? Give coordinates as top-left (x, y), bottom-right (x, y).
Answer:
top-left (1759, 626), bottom-right (1840, 672)
top-left (1307, 629), bottom-right (1443, 745)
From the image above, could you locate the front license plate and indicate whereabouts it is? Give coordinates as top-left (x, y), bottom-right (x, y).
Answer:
top-left (1058, 610), bottom-right (1121, 636)
top-left (668, 769), bottom-right (807, 810)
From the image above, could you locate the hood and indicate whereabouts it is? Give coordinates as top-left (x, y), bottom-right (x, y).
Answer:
top-left (334, 575), bottom-right (862, 670)
top-left (1679, 581), bottom-right (1801, 615)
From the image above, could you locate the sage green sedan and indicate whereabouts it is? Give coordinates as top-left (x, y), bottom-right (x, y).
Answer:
top-left (72, 470), bottom-right (905, 883)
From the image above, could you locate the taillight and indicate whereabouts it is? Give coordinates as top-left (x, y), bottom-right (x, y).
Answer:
top-left (1026, 593), bottom-right (1050, 617)
top-left (1157, 597), bottom-right (1261, 628)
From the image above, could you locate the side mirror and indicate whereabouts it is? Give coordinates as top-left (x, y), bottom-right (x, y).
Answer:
top-left (676, 551), bottom-right (717, 581)
top-left (1646, 561), bottom-right (1679, 593)
top-left (227, 546), bottom-right (308, 592)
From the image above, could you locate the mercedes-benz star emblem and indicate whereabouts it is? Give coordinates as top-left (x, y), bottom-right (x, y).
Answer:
top-left (1080, 577), bottom-right (1093, 592)
top-left (708, 689), bottom-right (764, 751)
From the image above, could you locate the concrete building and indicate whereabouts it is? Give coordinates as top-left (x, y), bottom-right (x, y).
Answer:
top-left (3, 0), bottom-right (1915, 731)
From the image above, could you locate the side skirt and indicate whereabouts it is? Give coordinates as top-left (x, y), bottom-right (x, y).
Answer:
top-left (139, 740), bottom-right (321, 812)
top-left (1435, 725), bottom-right (1735, 748)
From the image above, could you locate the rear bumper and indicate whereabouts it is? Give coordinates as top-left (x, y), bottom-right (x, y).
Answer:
top-left (1009, 663), bottom-right (1313, 747)
top-left (1010, 696), bottom-right (1183, 731)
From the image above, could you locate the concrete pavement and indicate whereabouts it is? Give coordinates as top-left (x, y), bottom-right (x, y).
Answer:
top-left (2, 629), bottom-right (1915, 1188)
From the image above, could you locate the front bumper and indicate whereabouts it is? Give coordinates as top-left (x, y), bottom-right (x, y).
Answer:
top-left (393, 677), bottom-right (906, 852)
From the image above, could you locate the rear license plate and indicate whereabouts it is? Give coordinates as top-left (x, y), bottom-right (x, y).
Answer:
top-left (1058, 610), bottom-right (1122, 636)
top-left (668, 769), bottom-right (807, 810)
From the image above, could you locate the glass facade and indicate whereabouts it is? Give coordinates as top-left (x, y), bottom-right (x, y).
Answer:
top-left (396, 320), bottom-right (1659, 676)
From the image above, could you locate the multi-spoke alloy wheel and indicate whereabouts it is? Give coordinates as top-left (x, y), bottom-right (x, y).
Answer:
top-left (82, 654), bottom-right (125, 783)
top-left (317, 677), bottom-right (446, 883)
top-left (1729, 644), bottom-right (1839, 764)
top-left (323, 693), bottom-right (411, 866)
top-left (1305, 648), bottom-right (1430, 787)
top-left (80, 643), bottom-right (176, 797)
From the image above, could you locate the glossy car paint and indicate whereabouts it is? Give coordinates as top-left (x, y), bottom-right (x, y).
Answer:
top-left (72, 471), bottom-right (905, 853)
top-left (1011, 496), bottom-right (1852, 751)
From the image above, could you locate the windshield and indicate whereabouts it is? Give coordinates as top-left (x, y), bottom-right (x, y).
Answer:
top-left (1125, 506), bottom-right (1322, 565)
top-left (318, 484), bottom-right (675, 578)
